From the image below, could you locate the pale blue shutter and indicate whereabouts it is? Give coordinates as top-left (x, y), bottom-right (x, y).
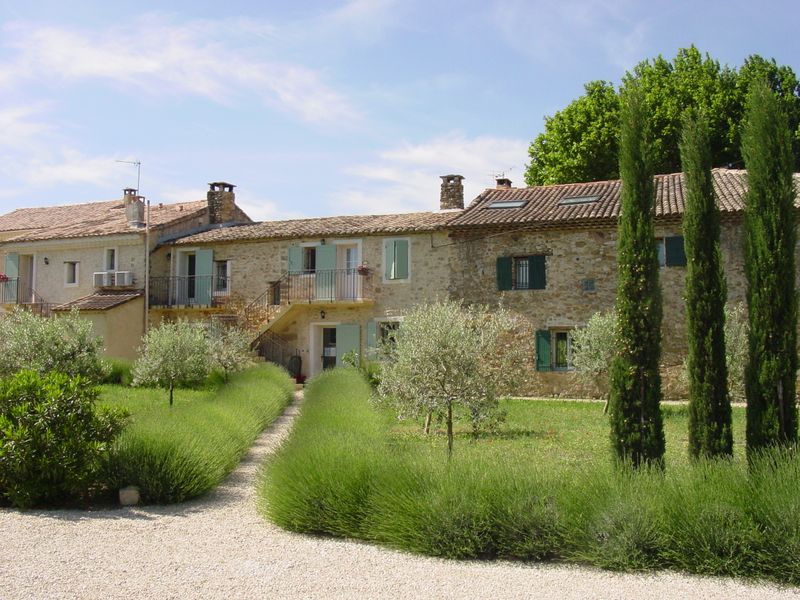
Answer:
top-left (315, 244), bottom-right (336, 300)
top-left (195, 248), bottom-right (213, 305)
top-left (287, 246), bottom-right (303, 274)
top-left (336, 323), bottom-right (361, 367)
top-left (394, 240), bottom-right (409, 279)
top-left (384, 239), bottom-right (395, 280)
top-left (3, 253), bottom-right (19, 304)
top-left (366, 321), bottom-right (377, 348)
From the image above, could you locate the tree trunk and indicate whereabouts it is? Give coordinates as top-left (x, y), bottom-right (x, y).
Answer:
top-left (423, 410), bottom-right (433, 435)
top-left (446, 400), bottom-right (453, 460)
top-left (169, 379), bottom-right (174, 407)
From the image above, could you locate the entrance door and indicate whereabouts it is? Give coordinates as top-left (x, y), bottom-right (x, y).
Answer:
top-left (322, 327), bottom-right (337, 370)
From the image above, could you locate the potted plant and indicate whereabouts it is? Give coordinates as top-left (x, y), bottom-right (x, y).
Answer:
top-left (0, 273), bottom-right (8, 283)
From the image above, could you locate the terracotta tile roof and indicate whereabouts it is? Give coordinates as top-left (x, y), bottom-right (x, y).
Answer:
top-left (173, 210), bottom-right (460, 245)
top-left (52, 289), bottom-right (144, 311)
top-left (449, 169), bottom-right (800, 230)
top-left (0, 199), bottom-right (208, 242)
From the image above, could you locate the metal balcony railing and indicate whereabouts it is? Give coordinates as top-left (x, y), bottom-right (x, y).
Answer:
top-left (149, 275), bottom-right (231, 307)
top-left (0, 278), bottom-right (54, 316)
top-left (285, 268), bottom-right (372, 303)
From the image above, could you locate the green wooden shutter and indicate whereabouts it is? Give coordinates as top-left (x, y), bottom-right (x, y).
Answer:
top-left (536, 330), bottom-right (551, 372)
top-left (195, 248), bottom-right (214, 305)
top-left (336, 323), bottom-right (361, 367)
top-left (366, 321), bottom-right (377, 348)
top-left (287, 246), bottom-right (303, 274)
top-left (496, 256), bottom-right (512, 291)
top-left (665, 236), bottom-right (687, 267)
top-left (531, 255), bottom-right (546, 289)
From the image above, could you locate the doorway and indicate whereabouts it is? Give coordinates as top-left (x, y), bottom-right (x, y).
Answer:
top-left (321, 327), bottom-right (337, 370)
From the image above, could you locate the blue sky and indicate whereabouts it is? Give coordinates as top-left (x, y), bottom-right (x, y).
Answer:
top-left (0, 0), bottom-right (797, 220)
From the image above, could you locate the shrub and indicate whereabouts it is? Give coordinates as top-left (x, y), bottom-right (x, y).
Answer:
top-left (101, 358), bottom-right (133, 386)
top-left (106, 364), bottom-right (292, 503)
top-left (0, 308), bottom-right (106, 381)
top-left (571, 309), bottom-right (616, 401)
top-left (208, 325), bottom-right (254, 380)
top-left (0, 370), bottom-right (127, 508)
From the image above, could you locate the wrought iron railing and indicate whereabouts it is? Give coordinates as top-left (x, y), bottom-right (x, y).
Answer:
top-left (0, 279), bottom-right (54, 316)
top-left (253, 330), bottom-right (299, 372)
top-left (149, 275), bottom-right (231, 307)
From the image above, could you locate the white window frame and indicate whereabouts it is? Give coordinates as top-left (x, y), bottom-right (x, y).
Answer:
top-left (104, 247), bottom-right (118, 272)
top-left (64, 261), bottom-right (80, 287)
top-left (382, 236), bottom-right (411, 284)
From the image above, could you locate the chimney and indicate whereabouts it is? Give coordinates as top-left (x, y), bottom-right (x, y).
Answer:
top-left (439, 174), bottom-right (464, 210)
top-left (207, 182), bottom-right (236, 224)
top-left (123, 188), bottom-right (145, 228)
top-left (495, 177), bottom-right (512, 190)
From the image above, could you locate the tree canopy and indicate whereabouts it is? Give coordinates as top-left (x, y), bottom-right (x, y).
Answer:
top-left (525, 47), bottom-right (800, 186)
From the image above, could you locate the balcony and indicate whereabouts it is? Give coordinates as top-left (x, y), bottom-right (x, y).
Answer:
top-left (0, 277), bottom-right (54, 317)
top-left (284, 268), bottom-right (373, 304)
top-left (149, 275), bottom-right (231, 308)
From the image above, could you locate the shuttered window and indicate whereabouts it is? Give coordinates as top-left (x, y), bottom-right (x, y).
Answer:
top-left (384, 239), bottom-right (410, 280)
top-left (535, 330), bottom-right (551, 372)
top-left (496, 255), bottom-right (546, 290)
top-left (657, 236), bottom-right (687, 267)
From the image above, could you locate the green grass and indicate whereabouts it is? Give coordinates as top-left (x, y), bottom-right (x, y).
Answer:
top-left (262, 368), bottom-right (800, 585)
top-left (104, 363), bottom-right (293, 504)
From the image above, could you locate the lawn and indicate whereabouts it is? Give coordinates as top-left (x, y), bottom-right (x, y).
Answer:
top-left (390, 399), bottom-right (747, 469)
top-left (263, 368), bottom-right (800, 585)
top-left (103, 363), bottom-right (294, 504)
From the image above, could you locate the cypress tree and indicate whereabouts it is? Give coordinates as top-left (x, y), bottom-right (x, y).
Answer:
top-left (680, 109), bottom-right (733, 459)
top-left (608, 80), bottom-right (665, 468)
top-left (742, 80), bottom-right (798, 455)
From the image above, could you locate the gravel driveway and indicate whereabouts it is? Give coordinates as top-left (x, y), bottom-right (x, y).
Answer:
top-left (2, 393), bottom-right (798, 600)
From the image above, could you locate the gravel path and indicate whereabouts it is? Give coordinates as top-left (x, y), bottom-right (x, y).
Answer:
top-left (2, 392), bottom-right (798, 600)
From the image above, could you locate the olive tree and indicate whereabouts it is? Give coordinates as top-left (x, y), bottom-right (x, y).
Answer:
top-left (571, 310), bottom-right (616, 410)
top-left (377, 300), bottom-right (530, 457)
top-left (0, 308), bottom-right (105, 381)
top-left (132, 320), bottom-right (212, 406)
top-left (208, 325), bottom-right (254, 380)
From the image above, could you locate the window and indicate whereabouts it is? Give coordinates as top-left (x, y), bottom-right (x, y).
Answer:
top-left (558, 195), bottom-right (600, 206)
top-left (384, 238), bottom-right (410, 281)
top-left (497, 255), bottom-right (546, 290)
top-left (657, 236), bottom-right (687, 267)
top-left (581, 278), bottom-right (596, 292)
top-left (214, 260), bottom-right (230, 293)
top-left (105, 248), bottom-right (117, 271)
top-left (488, 200), bottom-right (527, 209)
top-left (535, 329), bottom-right (574, 371)
top-left (379, 321), bottom-right (400, 344)
top-left (303, 247), bottom-right (316, 272)
top-left (65, 261), bottom-right (79, 286)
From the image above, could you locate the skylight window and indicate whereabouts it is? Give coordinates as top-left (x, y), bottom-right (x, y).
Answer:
top-left (488, 200), bottom-right (527, 209)
top-left (558, 195), bottom-right (600, 206)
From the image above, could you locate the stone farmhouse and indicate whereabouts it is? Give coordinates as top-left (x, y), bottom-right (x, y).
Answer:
top-left (0, 184), bottom-right (251, 359)
top-left (0, 169), bottom-right (798, 395)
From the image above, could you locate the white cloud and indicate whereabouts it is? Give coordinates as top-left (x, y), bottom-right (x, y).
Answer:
top-left (0, 15), bottom-right (359, 125)
top-left (491, 0), bottom-right (649, 71)
top-left (331, 133), bottom-right (529, 214)
top-left (19, 148), bottom-right (121, 187)
top-left (0, 104), bottom-right (52, 150)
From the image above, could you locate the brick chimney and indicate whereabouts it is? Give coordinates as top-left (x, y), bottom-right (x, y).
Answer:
top-left (207, 182), bottom-right (236, 224)
top-left (440, 175), bottom-right (464, 210)
top-left (123, 188), bottom-right (145, 228)
top-left (496, 177), bottom-right (512, 190)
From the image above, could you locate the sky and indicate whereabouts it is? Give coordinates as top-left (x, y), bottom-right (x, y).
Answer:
top-left (0, 0), bottom-right (797, 221)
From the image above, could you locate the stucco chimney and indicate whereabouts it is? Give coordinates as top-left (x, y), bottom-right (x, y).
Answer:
top-left (208, 182), bottom-right (236, 224)
top-left (123, 188), bottom-right (145, 228)
top-left (440, 174), bottom-right (464, 210)
top-left (495, 177), bottom-right (512, 190)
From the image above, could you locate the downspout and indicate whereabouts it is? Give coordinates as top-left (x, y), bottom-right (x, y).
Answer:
top-left (144, 198), bottom-right (150, 334)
